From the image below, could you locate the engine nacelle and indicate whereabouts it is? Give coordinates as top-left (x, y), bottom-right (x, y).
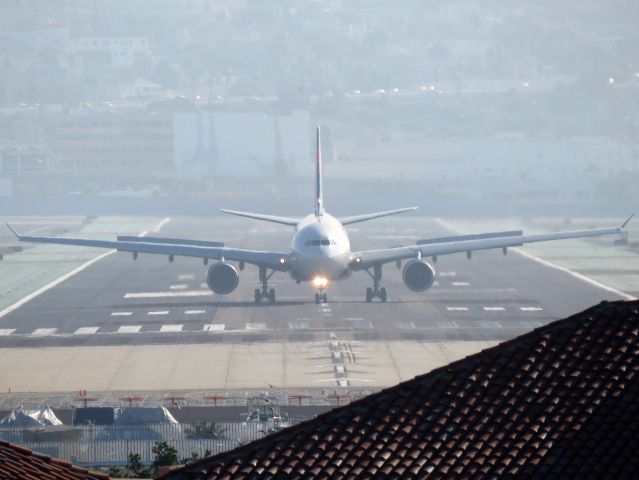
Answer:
top-left (402, 259), bottom-right (436, 292)
top-left (206, 262), bottom-right (239, 294)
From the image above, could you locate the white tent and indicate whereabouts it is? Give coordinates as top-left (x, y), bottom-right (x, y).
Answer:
top-left (0, 406), bottom-right (63, 428)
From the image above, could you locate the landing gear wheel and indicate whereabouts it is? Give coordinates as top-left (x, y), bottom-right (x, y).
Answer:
top-left (380, 287), bottom-right (387, 303)
top-left (322, 293), bottom-right (328, 303)
top-left (254, 289), bottom-right (261, 304)
top-left (268, 288), bottom-right (276, 303)
top-left (315, 293), bottom-right (321, 304)
top-left (366, 287), bottom-right (373, 303)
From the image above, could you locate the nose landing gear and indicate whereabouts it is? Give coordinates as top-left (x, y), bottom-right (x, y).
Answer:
top-left (254, 266), bottom-right (276, 304)
top-left (365, 264), bottom-right (387, 303)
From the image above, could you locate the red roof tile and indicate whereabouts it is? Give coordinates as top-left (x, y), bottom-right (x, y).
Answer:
top-left (0, 440), bottom-right (109, 480)
top-left (161, 300), bottom-right (639, 480)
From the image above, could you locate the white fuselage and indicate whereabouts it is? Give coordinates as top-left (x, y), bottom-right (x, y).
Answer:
top-left (289, 213), bottom-right (352, 282)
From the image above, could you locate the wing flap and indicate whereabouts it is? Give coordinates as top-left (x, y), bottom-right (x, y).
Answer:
top-left (416, 230), bottom-right (522, 245)
top-left (116, 235), bottom-right (224, 247)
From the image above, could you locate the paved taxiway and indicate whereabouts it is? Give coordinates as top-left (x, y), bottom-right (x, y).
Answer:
top-left (0, 216), bottom-right (629, 392)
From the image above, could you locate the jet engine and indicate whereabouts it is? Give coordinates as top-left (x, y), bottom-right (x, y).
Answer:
top-left (402, 259), bottom-right (436, 292)
top-left (206, 262), bottom-right (239, 294)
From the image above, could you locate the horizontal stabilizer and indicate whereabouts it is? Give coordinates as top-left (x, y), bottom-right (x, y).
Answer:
top-left (117, 236), bottom-right (224, 247)
top-left (417, 230), bottom-right (523, 246)
top-left (220, 209), bottom-right (298, 226)
top-left (340, 207), bottom-right (418, 226)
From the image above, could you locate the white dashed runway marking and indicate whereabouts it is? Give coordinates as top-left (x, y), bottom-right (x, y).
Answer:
top-left (178, 274), bottom-right (195, 281)
top-left (483, 306), bottom-right (506, 311)
top-left (117, 325), bottom-right (141, 333)
top-left (203, 324), bottom-right (225, 332)
top-left (520, 306), bottom-right (544, 312)
top-left (32, 328), bottom-right (57, 336)
top-left (447, 307), bottom-right (469, 311)
top-left (74, 327), bottom-right (99, 335)
top-left (169, 284), bottom-right (189, 290)
top-left (452, 281), bottom-right (471, 286)
top-left (0, 329), bottom-right (15, 336)
top-left (289, 320), bottom-right (310, 329)
top-left (439, 272), bottom-right (457, 277)
top-left (160, 324), bottom-right (183, 333)
top-left (246, 322), bottom-right (267, 331)
top-left (185, 310), bottom-right (206, 315)
top-left (148, 310), bottom-right (169, 316)
top-left (110, 312), bottom-right (132, 317)
top-left (125, 290), bottom-right (212, 299)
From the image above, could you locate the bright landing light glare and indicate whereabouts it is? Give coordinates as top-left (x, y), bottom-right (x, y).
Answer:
top-left (313, 276), bottom-right (329, 288)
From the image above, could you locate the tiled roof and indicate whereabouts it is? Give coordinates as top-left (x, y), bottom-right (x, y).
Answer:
top-left (0, 440), bottom-right (109, 480)
top-left (161, 300), bottom-right (639, 480)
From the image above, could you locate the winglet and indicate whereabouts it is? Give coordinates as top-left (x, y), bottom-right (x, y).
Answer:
top-left (4, 222), bottom-right (21, 239)
top-left (621, 213), bottom-right (634, 229)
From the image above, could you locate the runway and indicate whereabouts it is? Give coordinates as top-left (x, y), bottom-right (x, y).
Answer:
top-left (0, 215), bottom-right (629, 391)
top-left (0, 215), bottom-right (625, 347)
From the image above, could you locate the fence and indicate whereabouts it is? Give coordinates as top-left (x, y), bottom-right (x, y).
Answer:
top-left (0, 421), bottom-right (300, 467)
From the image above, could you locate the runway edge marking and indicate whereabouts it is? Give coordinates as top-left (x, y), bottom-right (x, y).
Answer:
top-left (435, 217), bottom-right (637, 301)
top-left (0, 216), bottom-right (171, 320)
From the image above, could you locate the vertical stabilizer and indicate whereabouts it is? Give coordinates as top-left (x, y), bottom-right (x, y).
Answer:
top-left (315, 125), bottom-right (324, 216)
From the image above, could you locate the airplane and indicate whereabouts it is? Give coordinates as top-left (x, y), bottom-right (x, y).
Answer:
top-left (5, 126), bottom-right (633, 305)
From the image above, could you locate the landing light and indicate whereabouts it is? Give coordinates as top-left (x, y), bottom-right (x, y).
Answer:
top-left (279, 257), bottom-right (286, 265)
top-left (313, 276), bottom-right (329, 288)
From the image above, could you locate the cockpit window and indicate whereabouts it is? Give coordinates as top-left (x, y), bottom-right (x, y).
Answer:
top-left (305, 238), bottom-right (335, 246)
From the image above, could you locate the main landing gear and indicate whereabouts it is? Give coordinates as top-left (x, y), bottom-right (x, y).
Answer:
top-left (365, 264), bottom-right (387, 303)
top-left (315, 291), bottom-right (328, 304)
top-left (254, 266), bottom-right (276, 304)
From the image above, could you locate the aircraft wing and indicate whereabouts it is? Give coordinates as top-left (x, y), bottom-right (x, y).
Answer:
top-left (350, 225), bottom-right (625, 270)
top-left (5, 225), bottom-right (290, 271)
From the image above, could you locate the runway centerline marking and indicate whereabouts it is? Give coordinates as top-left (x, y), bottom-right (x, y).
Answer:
top-left (447, 307), bottom-right (469, 311)
top-left (452, 281), bottom-right (471, 286)
top-left (520, 306), bottom-right (544, 312)
top-left (246, 322), bottom-right (267, 331)
top-left (74, 327), bottom-right (99, 335)
top-left (169, 284), bottom-right (188, 290)
top-left (110, 312), bottom-right (132, 317)
top-left (483, 306), bottom-right (506, 311)
top-left (32, 328), bottom-right (57, 336)
top-left (125, 290), bottom-right (213, 299)
top-left (185, 310), bottom-right (206, 315)
top-left (203, 324), bottom-right (225, 332)
top-left (117, 325), bottom-right (141, 333)
top-left (0, 217), bottom-right (171, 320)
top-left (160, 324), bottom-right (183, 333)
top-left (148, 310), bottom-right (170, 316)
top-left (178, 274), bottom-right (195, 281)
top-left (439, 272), bottom-right (457, 277)
top-left (0, 329), bottom-right (15, 336)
